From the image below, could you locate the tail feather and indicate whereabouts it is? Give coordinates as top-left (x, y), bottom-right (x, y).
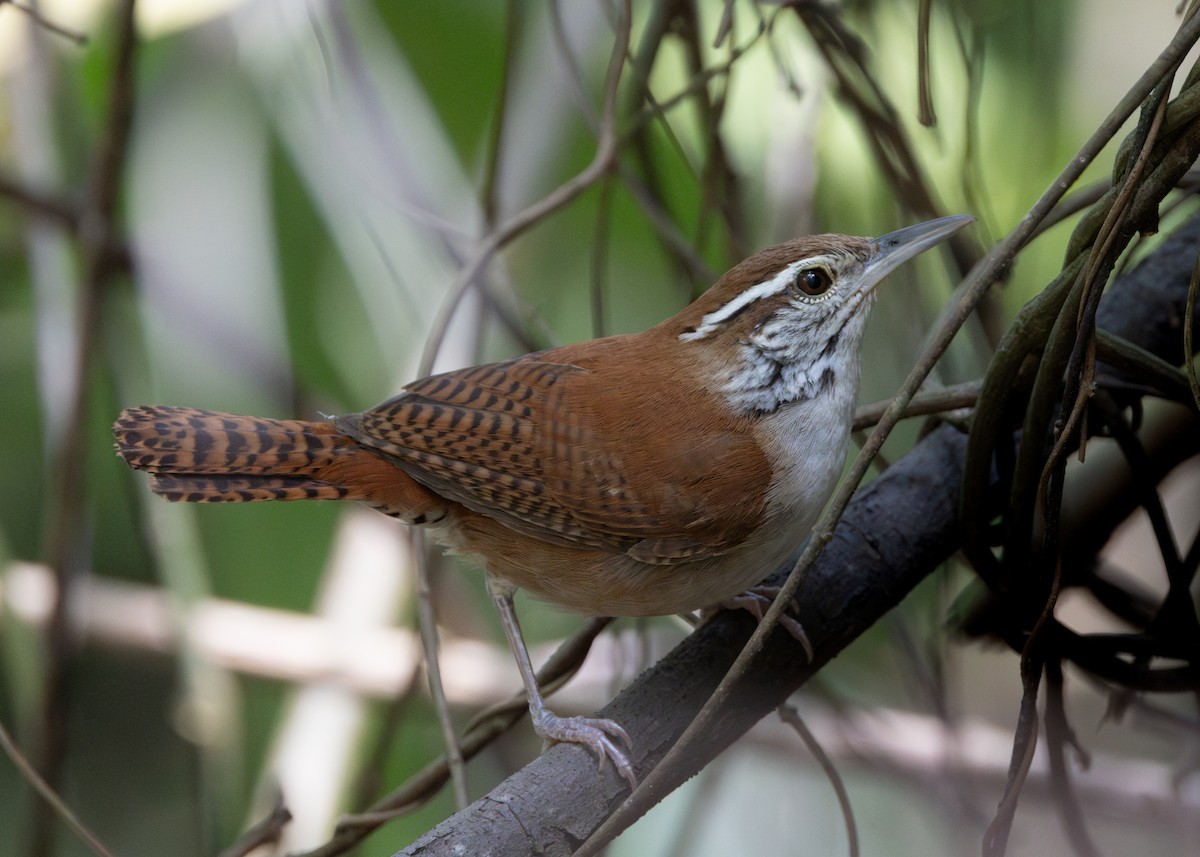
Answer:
top-left (114, 404), bottom-right (447, 522)
top-left (148, 474), bottom-right (352, 504)
top-left (114, 406), bottom-right (350, 475)
top-left (114, 405), bottom-right (359, 504)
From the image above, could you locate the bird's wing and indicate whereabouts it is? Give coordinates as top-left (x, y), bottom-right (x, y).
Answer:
top-left (337, 348), bottom-right (770, 564)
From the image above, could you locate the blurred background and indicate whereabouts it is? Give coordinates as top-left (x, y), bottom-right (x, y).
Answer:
top-left (0, 1), bottom-right (1197, 855)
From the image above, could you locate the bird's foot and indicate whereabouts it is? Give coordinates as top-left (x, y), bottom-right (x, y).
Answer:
top-left (721, 585), bottom-right (813, 661)
top-left (531, 708), bottom-right (636, 789)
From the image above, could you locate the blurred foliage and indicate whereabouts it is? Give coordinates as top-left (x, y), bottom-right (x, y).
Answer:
top-left (0, 1), bottom-right (1197, 857)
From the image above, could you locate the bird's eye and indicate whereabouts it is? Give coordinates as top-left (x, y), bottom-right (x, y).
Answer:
top-left (789, 267), bottom-right (833, 298)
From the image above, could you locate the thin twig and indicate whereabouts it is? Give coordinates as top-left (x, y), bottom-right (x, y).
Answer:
top-left (1044, 662), bottom-right (1102, 857)
top-left (30, 2), bottom-right (138, 855)
top-left (293, 618), bottom-right (613, 857)
top-left (0, 720), bottom-right (117, 857)
top-left (413, 535), bottom-right (469, 809)
top-left (778, 704), bottom-right (860, 857)
top-left (215, 792), bottom-right (293, 857)
top-left (0, 0), bottom-right (88, 45)
top-left (851, 381), bottom-right (980, 431)
top-left (917, 0), bottom-right (936, 127)
top-left (1041, 76), bottom-right (1170, 486)
top-left (548, 0), bottom-right (752, 283)
top-left (480, 0), bottom-right (523, 227)
top-left (983, 657), bottom-right (1041, 857)
top-left (590, 176), bottom-right (615, 338)
top-left (416, 0), bottom-right (631, 378)
top-left (0, 172), bottom-right (76, 227)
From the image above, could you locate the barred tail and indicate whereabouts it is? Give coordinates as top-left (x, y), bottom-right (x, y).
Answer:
top-left (113, 405), bottom-right (361, 504)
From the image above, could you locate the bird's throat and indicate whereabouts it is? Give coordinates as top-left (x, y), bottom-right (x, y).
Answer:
top-left (718, 340), bottom-right (860, 416)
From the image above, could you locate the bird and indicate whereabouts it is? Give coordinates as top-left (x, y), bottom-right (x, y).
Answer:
top-left (113, 214), bottom-right (972, 788)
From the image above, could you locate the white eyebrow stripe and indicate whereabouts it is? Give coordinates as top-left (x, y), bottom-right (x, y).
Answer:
top-left (679, 260), bottom-right (803, 342)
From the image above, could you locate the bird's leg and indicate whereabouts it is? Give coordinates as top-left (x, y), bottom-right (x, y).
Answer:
top-left (485, 573), bottom-right (636, 788)
top-left (716, 585), bottom-right (813, 661)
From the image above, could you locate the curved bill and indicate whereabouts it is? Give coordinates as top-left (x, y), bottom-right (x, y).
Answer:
top-left (865, 215), bottom-right (974, 285)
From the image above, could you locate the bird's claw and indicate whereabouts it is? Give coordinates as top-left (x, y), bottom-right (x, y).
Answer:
top-left (531, 710), bottom-right (637, 789)
top-left (722, 585), bottom-right (813, 661)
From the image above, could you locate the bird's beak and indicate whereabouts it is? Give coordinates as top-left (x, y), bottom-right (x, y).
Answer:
top-left (864, 215), bottom-right (974, 286)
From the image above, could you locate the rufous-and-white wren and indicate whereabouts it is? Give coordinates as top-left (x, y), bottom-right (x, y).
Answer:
top-left (114, 215), bottom-right (972, 787)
